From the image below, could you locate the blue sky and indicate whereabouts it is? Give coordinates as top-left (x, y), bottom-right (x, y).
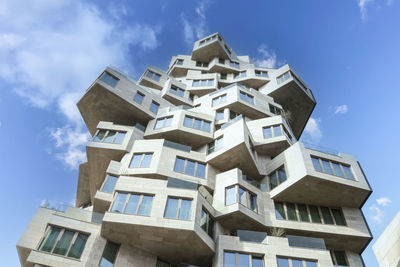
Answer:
top-left (1, 0), bottom-right (399, 266)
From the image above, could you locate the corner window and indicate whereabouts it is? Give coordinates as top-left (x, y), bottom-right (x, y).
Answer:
top-left (154, 116), bottom-right (173, 129)
top-left (239, 91), bottom-right (254, 104)
top-left (145, 70), bottom-right (161, 82)
top-left (216, 110), bottom-right (225, 120)
top-left (269, 104), bottom-right (281, 115)
top-left (99, 241), bottom-right (120, 267)
top-left (225, 185), bottom-right (257, 212)
top-left (101, 175), bottom-right (118, 194)
top-left (100, 72), bottom-right (119, 87)
top-left (212, 94), bottom-right (227, 107)
top-left (93, 130), bottom-right (126, 145)
top-left (38, 226), bottom-right (89, 259)
top-left (269, 166), bottom-right (286, 190)
top-left (164, 197), bottom-right (192, 220)
top-left (330, 251), bottom-right (349, 267)
top-left (207, 136), bottom-right (223, 154)
top-left (150, 101), bottom-right (160, 114)
top-left (129, 153), bottom-right (153, 168)
top-left (200, 208), bottom-right (214, 238)
top-left (134, 91), bottom-right (145, 104)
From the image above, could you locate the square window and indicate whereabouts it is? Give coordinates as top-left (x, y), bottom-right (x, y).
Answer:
top-left (100, 72), bottom-right (119, 87)
top-left (174, 158), bottom-right (185, 173)
top-left (134, 91), bottom-right (144, 104)
top-left (150, 101), bottom-right (160, 114)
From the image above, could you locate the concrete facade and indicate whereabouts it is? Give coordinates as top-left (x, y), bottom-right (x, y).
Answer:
top-left (17, 33), bottom-right (372, 267)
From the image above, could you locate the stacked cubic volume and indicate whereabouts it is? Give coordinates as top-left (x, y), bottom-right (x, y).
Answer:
top-left (17, 33), bottom-right (372, 267)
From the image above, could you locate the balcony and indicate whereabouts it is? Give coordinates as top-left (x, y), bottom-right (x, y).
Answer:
top-left (246, 116), bottom-right (296, 157)
top-left (101, 177), bottom-right (215, 267)
top-left (138, 66), bottom-right (169, 90)
top-left (160, 79), bottom-right (194, 107)
top-left (217, 69), bottom-right (270, 90)
top-left (192, 33), bottom-right (235, 62)
top-left (261, 65), bottom-right (316, 139)
top-left (78, 67), bottom-right (173, 135)
top-left (268, 142), bottom-right (372, 208)
top-left (144, 108), bottom-right (214, 148)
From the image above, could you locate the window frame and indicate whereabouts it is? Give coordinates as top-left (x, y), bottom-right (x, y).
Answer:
top-left (129, 153), bottom-right (153, 168)
top-left (164, 197), bottom-right (193, 221)
top-left (133, 91), bottom-right (145, 104)
top-left (200, 207), bottom-right (214, 238)
top-left (212, 94), bottom-right (227, 107)
top-left (154, 116), bottom-right (173, 130)
top-left (93, 129), bottom-right (127, 145)
top-left (173, 157), bottom-right (206, 178)
top-left (149, 101), bottom-right (160, 114)
top-left (99, 241), bottom-right (120, 267)
top-left (99, 71), bottom-right (119, 88)
top-left (311, 156), bottom-right (355, 180)
top-left (224, 185), bottom-right (258, 213)
top-left (268, 165), bottom-right (287, 190)
top-left (182, 115), bottom-right (211, 132)
top-left (223, 251), bottom-right (265, 267)
top-left (110, 192), bottom-right (154, 216)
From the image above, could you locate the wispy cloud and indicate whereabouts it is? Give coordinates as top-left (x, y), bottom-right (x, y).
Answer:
top-left (334, 104), bottom-right (348, 115)
top-left (254, 45), bottom-right (283, 68)
top-left (303, 117), bottom-right (322, 143)
top-left (0, 0), bottom-right (161, 168)
top-left (376, 197), bottom-right (391, 206)
top-left (359, 0), bottom-right (374, 21)
top-left (181, 0), bottom-right (212, 45)
top-left (370, 205), bottom-right (384, 223)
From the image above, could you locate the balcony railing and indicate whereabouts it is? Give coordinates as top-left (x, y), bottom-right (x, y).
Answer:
top-left (302, 142), bottom-right (339, 156)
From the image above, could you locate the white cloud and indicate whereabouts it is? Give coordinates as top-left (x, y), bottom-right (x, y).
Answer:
top-left (181, 0), bottom-right (212, 45)
top-left (376, 197), bottom-right (391, 206)
top-left (254, 45), bottom-right (280, 68)
top-left (303, 117), bottom-right (322, 143)
top-left (370, 205), bottom-right (384, 223)
top-left (0, 0), bottom-right (161, 168)
top-left (334, 104), bottom-right (348, 115)
top-left (358, 0), bottom-right (374, 21)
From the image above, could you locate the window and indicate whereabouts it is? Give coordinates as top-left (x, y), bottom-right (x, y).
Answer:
top-left (239, 91), bottom-right (254, 104)
top-left (220, 73), bottom-right (227, 80)
top-left (189, 93), bottom-right (195, 102)
top-left (145, 70), bottom-right (161, 82)
top-left (150, 101), bottom-right (160, 114)
top-left (330, 251), bottom-right (349, 267)
top-left (200, 208), bottom-right (214, 238)
top-left (269, 166), bottom-right (286, 190)
top-left (196, 61), bottom-right (208, 67)
top-left (234, 71), bottom-right (246, 79)
top-left (311, 157), bottom-right (355, 180)
top-left (274, 201), bottom-right (346, 226)
top-left (101, 175), bottom-right (118, 193)
top-left (224, 252), bottom-right (264, 267)
top-left (192, 79), bottom-right (214, 87)
top-left (164, 197), bottom-right (192, 220)
top-left (169, 85), bottom-right (185, 97)
top-left (173, 157), bottom-right (206, 178)
top-left (207, 136), bottom-right (223, 154)
top-left (183, 116), bottom-right (211, 132)
top-left (229, 61), bottom-right (239, 68)
top-left (176, 59), bottom-right (184, 65)
top-left (216, 110), bottom-right (225, 120)
top-left (219, 58), bottom-right (225, 64)
top-left (255, 70), bottom-right (268, 78)
top-left (100, 72), bottom-right (119, 87)
top-left (230, 110), bottom-right (240, 120)
top-left (99, 241), bottom-right (120, 267)
top-left (277, 257), bottom-right (317, 267)
top-left (110, 192), bottom-right (153, 216)
top-left (225, 44), bottom-right (232, 55)
top-left (269, 104), bottom-right (281, 115)
top-left (129, 153), bottom-right (153, 168)
top-left (277, 71), bottom-right (291, 84)
top-left (38, 226), bottom-right (89, 259)
top-left (93, 130), bottom-right (126, 145)
top-left (225, 185), bottom-right (257, 212)
top-left (156, 259), bottom-right (177, 267)
top-left (263, 125), bottom-right (283, 139)
top-left (134, 91), bottom-right (145, 104)
top-left (212, 94), bottom-right (227, 107)
top-left (154, 116), bottom-right (173, 129)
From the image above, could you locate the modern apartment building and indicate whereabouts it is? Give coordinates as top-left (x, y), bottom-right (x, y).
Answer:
top-left (373, 211), bottom-right (400, 267)
top-left (17, 33), bottom-right (372, 267)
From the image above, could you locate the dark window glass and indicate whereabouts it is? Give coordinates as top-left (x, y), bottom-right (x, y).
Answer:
top-left (321, 207), bottom-right (334, 224)
top-left (331, 208), bottom-right (346, 226)
top-left (249, 193), bottom-right (257, 212)
top-left (286, 203), bottom-right (298, 221)
top-left (278, 167), bottom-right (286, 183)
top-left (53, 230), bottom-right (74, 255)
top-left (334, 251), bottom-right (348, 266)
top-left (270, 172), bottom-right (278, 190)
top-left (238, 187), bottom-right (247, 206)
top-left (275, 202), bottom-right (286, 220)
top-left (94, 129), bottom-right (107, 142)
top-left (298, 204), bottom-right (310, 222)
top-left (309, 205), bottom-right (322, 223)
top-left (39, 226), bottom-right (61, 252)
top-left (67, 233), bottom-right (88, 259)
top-left (99, 241), bottom-right (120, 267)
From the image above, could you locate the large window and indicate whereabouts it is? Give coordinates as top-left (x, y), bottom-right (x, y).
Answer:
top-left (176, 59), bottom-right (184, 65)
top-left (196, 61), bottom-right (209, 67)
top-left (239, 91), bottom-right (254, 104)
top-left (110, 192), bottom-right (153, 216)
top-left (129, 153), bottom-right (153, 168)
top-left (274, 201), bottom-right (346, 226)
top-left (192, 79), bottom-right (214, 87)
top-left (150, 101), bottom-right (160, 114)
top-left (229, 61), bottom-right (239, 68)
top-left (100, 72), bottom-right (119, 87)
top-left (101, 175), bottom-right (118, 193)
top-left (200, 208), bottom-right (214, 238)
top-left (145, 70), bottom-right (161, 82)
top-left (173, 157), bottom-right (206, 178)
top-left (268, 166), bottom-right (286, 190)
top-left (183, 116), bottom-right (211, 132)
top-left (311, 157), bottom-right (355, 180)
top-left (277, 257), bottom-right (317, 267)
top-left (224, 252), bottom-right (264, 267)
top-left (212, 94), bottom-right (227, 107)
top-left (225, 185), bottom-right (257, 212)
top-left (169, 85), bottom-right (185, 97)
top-left (276, 71), bottom-right (291, 84)
top-left (234, 71), bottom-right (247, 79)
top-left (99, 241), bottom-right (120, 267)
top-left (263, 125), bottom-right (282, 139)
top-left (255, 70), bottom-right (268, 78)
top-left (207, 136), bottom-right (223, 154)
top-left (330, 251), bottom-right (349, 267)
top-left (38, 226), bottom-right (89, 259)
top-left (154, 116), bottom-right (173, 129)
top-left (93, 129), bottom-right (126, 145)
top-left (134, 91), bottom-right (145, 104)
top-left (164, 197), bottom-right (192, 220)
